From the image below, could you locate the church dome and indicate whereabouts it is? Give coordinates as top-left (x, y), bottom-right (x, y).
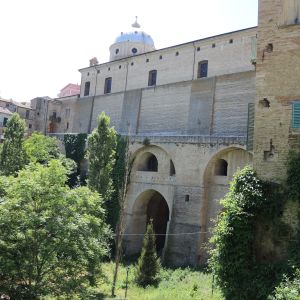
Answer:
top-left (109, 17), bottom-right (156, 61)
top-left (114, 31), bottom-right (154, 47)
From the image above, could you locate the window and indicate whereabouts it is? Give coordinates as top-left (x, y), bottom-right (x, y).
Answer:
top-left (29, 124), bottom-right (32, 129)
top-left (84, 81), bottom-right (90, 96)
top-left (66, 122), bottom-right (69, 130)
top-left (282, 0), bottom-right (300, 25)
top-left (65, 108), bottom-right (70, 118)
top-left (132, 47), bottom-right (138, 54)
top-left (229, 39), bottom-right (233, 44)
top-left (197, 60), bottom-right (208, 78)
top-left (185, 195), bottom-right (190, 202)
top-left (175, 51), bottom-right (179, 56)
top-left (170, 160), bottom-right (176, 176)
top-left (146, 58), bottom-right (149, 62)
top-left (3, 117), bottom-right (8, 127)
top-left (215, 159), bottom-right (228, 176)
top-left (115, 48), bottom-right (119, 54)
top-left (148, 70), bottom-right (157, 86)
top-left (25, 109), bottom-right (30, 119)
top-left (197, 46), bottom-right (200, 51)
top-left (159, 55), bottom-right (163, 59)
top-left (104, 77), bottom-right (112, 94)
top-left (212, 43), bottom-right (216, 48)
top-left (292, 102), bottom-right (300, 128)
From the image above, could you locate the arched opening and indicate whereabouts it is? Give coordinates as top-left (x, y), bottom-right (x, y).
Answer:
top-left (214, 159), bottom-right (228, 176)
top-left (137, 152), bottom-right (158, 172)
top-left (128, 190), bottom-right (170, 255)
top-left (169, 159), bottom-right (176, 176)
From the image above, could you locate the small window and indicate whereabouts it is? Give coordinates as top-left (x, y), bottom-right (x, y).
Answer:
top-left (212, 43), bottom-right (216, 48)
top-left (108, 67), bottom-right (111, 71)
top-left (84, 81), bottom-right (90, 96)
top-left (146, 58), bottom-right (149, 63)
top-left (148, 70), bottom-right (157, 86)
top-left (229, 39), bottom-right (233, 44)
top-left (87, 72), bottom-right (90, 76)
top-left (97, 70), bottom-right (100, 74)
top-left (215, 159), bottom-right (228, 176)
top-left (3, 117), bottom-right (8, 127)
top-left (52, 111), bottom-right (57, 119)
top-left (104, 77), bottom-right (112, 94)
top-left (119, 65), bottom-right (122, 69)
top-left (29, 124), bottom-right (32, 129)
top-left (159, 55), bottom-right (163, 59)
top-left (115, 48), bottom-right (119, 54)
top-left (175, 51), bottom-right (179, 56)
top-left (132, 48), bottom-right (138, 54)
top-left (170, 160), bottom-right (176, 176)
top-left (185, 195), bottom-right (190, 202)
top-left (131, 62), bottom-right (134, 66)
top-left (292, 102), bottom-right (300, 128)
top-left (197, 47), bottom-right (200, 51)
top-left (25, 110), bottom-right (30, 119)
top-left (197, 60), bottom-right (208, 78)
top-left (66, 122), bottom-right (69, 130)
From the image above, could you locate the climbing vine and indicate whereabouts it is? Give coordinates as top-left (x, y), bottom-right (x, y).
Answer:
top-left (64, 133), bottom-right (87, 186)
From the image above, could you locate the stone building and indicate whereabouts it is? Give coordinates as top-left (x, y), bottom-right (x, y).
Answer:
top-left (32, 0), bottom-right (299, 266)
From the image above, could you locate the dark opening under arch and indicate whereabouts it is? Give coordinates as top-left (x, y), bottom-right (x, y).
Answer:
top-left (137, 152), bottom-right (158, 172)
top-left (214, 159), bottom-right (228, 176)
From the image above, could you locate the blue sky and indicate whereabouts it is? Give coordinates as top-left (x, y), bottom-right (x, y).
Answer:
top-left (0, 0), bottom-right (258, 101)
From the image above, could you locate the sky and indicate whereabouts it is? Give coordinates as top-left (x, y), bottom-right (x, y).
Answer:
top-left (0, 0), bottom-right (258, 102)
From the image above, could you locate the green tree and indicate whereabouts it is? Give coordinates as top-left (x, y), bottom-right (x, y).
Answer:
top-left (23, 132), bottom-right (60, 164)
top-left (135, 220), bottom-right (161, 287)
top-left (0, 160), bottom-right (111, 299)
top-left (0, 113), bottom-right (27, 175)
top-left (87, 112), bottom-right (117, 221)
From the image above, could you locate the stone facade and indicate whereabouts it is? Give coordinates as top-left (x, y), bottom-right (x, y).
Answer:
top-left (253, 0), bottom-right (300, 182)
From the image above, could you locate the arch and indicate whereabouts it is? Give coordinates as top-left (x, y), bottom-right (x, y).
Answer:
top-left (137, 152), bottom-right (158, 172)
top-left (129, 189), bottom-right (170, 255)
top-left (214, 159), bottom-right (228, 176)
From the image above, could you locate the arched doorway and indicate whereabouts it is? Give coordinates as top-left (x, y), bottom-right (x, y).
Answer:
top-left (128, 189), bottom-right (170, 255)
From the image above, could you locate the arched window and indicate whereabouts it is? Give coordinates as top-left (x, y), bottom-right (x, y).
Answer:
top-left (215, 159), bottom-right (228, 176)
top-left (137, 152), bottom-right (158, 172)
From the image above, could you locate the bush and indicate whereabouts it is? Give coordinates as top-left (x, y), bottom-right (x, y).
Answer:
top-left (135, 220), bottom-right (161, 287)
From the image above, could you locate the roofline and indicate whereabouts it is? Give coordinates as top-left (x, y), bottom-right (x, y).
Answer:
top-left (79, 26), bottom-right (257, 71)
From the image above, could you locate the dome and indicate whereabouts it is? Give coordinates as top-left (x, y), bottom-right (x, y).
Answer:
top-left (114, 31), bottom-right (155, 47)
top-left (109, 17), bottom-right (156, 61)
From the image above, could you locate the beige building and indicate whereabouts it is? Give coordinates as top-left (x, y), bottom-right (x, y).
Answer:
top-left (32, 0), bottom-right (299, 266)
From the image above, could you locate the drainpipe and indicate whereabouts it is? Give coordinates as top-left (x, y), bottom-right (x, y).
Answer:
top-left (87, 66), bottom-right (99, 133)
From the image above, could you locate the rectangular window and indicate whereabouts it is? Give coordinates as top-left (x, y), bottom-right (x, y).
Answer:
top-left (3, 117), bottom-right (8, 127)
top-left (65, 108), bottom-right (70, 118)
top-left (25, 109), bottom-right (30, 119)
top-left (29, 124), bottom-right (32, 129)
top-left (197, 61), bottom-right (208, 78)
top-left (104, 77), bottom-right (112, 94)
top-left (292, 102), bottom-right (300, 128)
top-left (282, 0), bottom-right (300, 25)
top-left (84, 81), bottom-right (90, 96)
top-left (148, 70), bottom-right (157, 86)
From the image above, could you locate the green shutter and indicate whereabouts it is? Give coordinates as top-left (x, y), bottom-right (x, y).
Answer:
top-left (247, 103), bottom-right (255, 151)
top-left (292, 102), bottom-right (300, 128)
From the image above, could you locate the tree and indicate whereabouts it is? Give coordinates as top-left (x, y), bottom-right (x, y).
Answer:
top-left (135, 220), bottom-right (161, 287)
top-left (0, 160), bottom-right (111, 299)
top-left (23, 132), bottom-right (60, 164)
top-left (87, 112), bottom-right (117, 221)
top-left (0, 113), bottom-right (27, 175)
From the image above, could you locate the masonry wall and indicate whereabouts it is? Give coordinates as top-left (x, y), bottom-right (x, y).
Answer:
top-left (253, 0), bottom-right (300, 181)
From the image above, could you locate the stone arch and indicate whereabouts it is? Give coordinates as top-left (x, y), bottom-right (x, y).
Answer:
top-left (126, 189), bottom-right (170, 256)
top-left (198, 146), bottom-right (253, 263)
top-left (136, 152), bottom-right (158, 172)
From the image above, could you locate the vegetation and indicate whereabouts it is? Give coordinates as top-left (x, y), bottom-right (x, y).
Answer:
top-left (0, 113), bottom-right (27, 175)
top-left (209, 166), bottom-right (286, 300)
top-left (24, 132), bottom-right (60, 164)
top-left (135, 221), bottom-right (161, 287)
top-left (87, 112), bottom-right (117, 226)
top-left (0, 160), bottom-right (111, 299)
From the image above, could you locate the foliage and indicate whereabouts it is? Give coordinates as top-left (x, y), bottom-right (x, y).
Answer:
top-left (135, 221), bottom-right (161, 287)
top-left (110, 135), bottom-right (128, 231)
top-left (24, 132), bottom-right (60, 164)
top-left (0, 160), bottom-right (111, 299)
top-left (209, 166), bottom-right (286, 300)
top-left (87, 112), bottom-right (117, 219)
top-left (0, 113), bottom-right (27, 176)
top-left (142, 137), bottom-right (150, 146)
top-left (286, 151), bottom-right (300, 201)
top-left (64, 133), bottom-right (88, 186)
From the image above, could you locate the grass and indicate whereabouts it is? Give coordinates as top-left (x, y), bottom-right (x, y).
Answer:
top-left (96, 261), bottom-right (223, 300)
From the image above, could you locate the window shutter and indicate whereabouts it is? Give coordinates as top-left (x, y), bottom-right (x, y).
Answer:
top-left (247, 103), bottom-right (255, 151)
top-left (292, 102), bottom-right (300, 128)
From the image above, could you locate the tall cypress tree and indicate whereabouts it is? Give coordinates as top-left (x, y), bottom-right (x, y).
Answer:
top-left (0, 113), bottom-right (27, 176)
top-left (87, 112), bottom-right (117, 224)
top-left (135, 220), bottom-right (161, 287)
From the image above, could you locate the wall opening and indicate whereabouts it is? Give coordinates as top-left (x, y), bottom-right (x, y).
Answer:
top-left (214, 159), bottom-right (228, 176)
top-left (170, 159), bottom-right (176, 176)
top-left (137, 152), bottom-right (158, 172)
